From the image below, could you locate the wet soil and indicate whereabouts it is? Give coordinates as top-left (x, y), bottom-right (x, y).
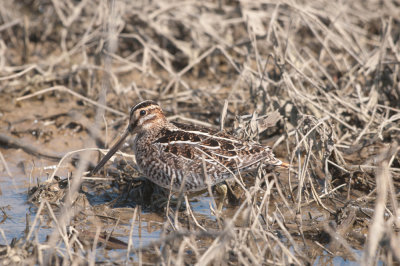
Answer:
top-left (1, 94), bottom-right (397, 264)
top-left (1, 0), bottom-right (400, 264)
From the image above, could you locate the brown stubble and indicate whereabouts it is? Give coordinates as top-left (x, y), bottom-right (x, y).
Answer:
top-left (0, 0), bottom-right (399, 265)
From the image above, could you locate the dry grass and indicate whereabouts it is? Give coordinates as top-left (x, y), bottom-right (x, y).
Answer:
top-left (0, 0), bottom-right (399, 265)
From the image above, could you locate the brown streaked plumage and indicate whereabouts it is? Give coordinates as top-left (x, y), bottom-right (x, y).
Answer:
top-left (91, 100), bottom-right (283, 192)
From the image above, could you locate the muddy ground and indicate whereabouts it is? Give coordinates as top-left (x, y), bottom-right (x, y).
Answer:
top-left (0, 0), bottom-right (400, 265)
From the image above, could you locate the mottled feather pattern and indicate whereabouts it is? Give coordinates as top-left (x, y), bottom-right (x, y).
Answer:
top-left (92, 100), bottom-right (283, 192)
top-left (134, 122), bottom-right (281, 191)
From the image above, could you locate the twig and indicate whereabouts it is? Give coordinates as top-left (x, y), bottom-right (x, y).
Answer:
top-left (0, 133), bottom-right (62, 160)
top-left (16, 86), bottom-right (126, 117)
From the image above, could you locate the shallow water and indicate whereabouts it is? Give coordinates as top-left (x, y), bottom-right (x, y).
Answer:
top-left (0, 99), bottom-right (380, 264)
top-left (0, 153), bottom-right (48, 243)
top-left (0, 148), bottom-right (222, 262)
top-left (0, 165), bottom-right (356, 265)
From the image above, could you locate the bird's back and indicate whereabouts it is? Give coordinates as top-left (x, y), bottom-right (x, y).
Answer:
top-left (134, 122), bottom-right (281, 192)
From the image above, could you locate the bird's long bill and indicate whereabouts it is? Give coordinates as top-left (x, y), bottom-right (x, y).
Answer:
top-left (91, 129), bottom-right (130, 175)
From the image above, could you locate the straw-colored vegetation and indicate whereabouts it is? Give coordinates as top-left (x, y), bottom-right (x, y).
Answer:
top-left (0, 0), bottom-right (399, 265)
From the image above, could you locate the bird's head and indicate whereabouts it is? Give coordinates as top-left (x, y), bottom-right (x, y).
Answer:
top-left (127, 100), bottom-right (167, 134)
top-left (91, 100), bottom-right (166, 174)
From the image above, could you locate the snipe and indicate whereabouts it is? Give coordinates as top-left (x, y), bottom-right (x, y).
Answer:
top-left (91, 100), bottom-right (284, 192)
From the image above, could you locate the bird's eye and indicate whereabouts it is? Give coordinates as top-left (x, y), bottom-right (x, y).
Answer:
top-left (139, 110), bottom-right (146, 116)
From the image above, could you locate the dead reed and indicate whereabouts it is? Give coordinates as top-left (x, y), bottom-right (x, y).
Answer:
top-left (0, 0), bottom-right (399, 265)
